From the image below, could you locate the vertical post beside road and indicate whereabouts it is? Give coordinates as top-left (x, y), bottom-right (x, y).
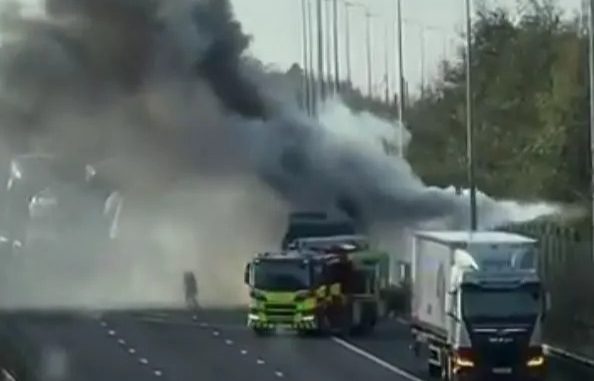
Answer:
top-left (589, 0), bottom-right (594, 256)
top-left (396, 0), bottom-right (405, 158)
top-left (307, 0), bottom-right (317, 116)
top-left (465, 0), bottom-right (477, 230)
top-left (344, 2), bottom-right (352, 86)
top-left (325, 0), bottom-right (333, 94)
top-left (301, 0), bottom-right (311, 116)
top-left (333, 0), bottom-right (340, 92)
top-left (365, 10), bottom-right (373, 98)
top-left (317, 0), bottom-right (326, 102)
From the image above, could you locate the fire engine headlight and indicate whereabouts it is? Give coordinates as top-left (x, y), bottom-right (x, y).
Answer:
top-left (526, 355), bottom-right (545, 368)
top-left (250, 290), bottom-right (267, 301)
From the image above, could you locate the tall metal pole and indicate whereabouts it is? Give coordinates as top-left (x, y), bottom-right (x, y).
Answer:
top-left (344, 2), bottom-right (352, 86)
top-left (384, 23), bottom-right (390, 104)
top-left (308, 0), bottom-right (317, 115)
top-left (396, 0), bottom-right (405, 158)
top-left (325, 0), bottom-right (333, 94)
top-left (317, 0), bottom-right (326, 102)
top-left (465, 0), bottom-right (477, 230)
top-left (301, 0), bottom-right (311, 115)
top-left (419, 26), bottom-right (426, 98)
top-left (589, 0), bottom-right (594, 252)
top-left (365, 10), bottom-right (373, 98)
top-left (333, 0), bottom-right (340, 92)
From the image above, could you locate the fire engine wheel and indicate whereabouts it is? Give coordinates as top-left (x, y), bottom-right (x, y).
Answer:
top-left (252, 327), bottom-right (273, 337)
top-left (315, 311), bottom-right (331, 336)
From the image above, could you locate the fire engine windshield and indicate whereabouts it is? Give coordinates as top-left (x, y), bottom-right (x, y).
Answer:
top-left (253, 260), bottom-right (311, 291)
top-left (462, 285), bottom-right (541, 321)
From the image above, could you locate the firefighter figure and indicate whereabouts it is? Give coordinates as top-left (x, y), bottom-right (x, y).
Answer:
top-left (183, 271), bottom-right (199, 309)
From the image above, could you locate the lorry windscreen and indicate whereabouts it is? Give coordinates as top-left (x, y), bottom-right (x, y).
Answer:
top-left (253, 260), bottom-right (311, 291)
top-left (462, 286), bottom-right (540, 320)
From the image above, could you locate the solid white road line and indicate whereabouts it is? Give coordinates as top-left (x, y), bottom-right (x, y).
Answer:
top-left (331, 337), bottom-right (423, 381)
top-left (544, 344), bottom-right (594, 367)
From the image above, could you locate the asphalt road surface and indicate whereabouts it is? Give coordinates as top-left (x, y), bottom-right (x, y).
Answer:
top-left (0, 309), bottom-right (591, 381)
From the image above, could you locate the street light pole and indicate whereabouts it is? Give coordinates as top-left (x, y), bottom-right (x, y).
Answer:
top-left (465, 0), bottom-right (477, 230)
top-left (419, 26), bottom-right (426, 97)
top-left (365, 10), bottom-right (373, 98)
top-left (589, 0), bottom-right (594, 254)
top-left (325, 0), bottom-right (333, 94)
top-left (301, 0), bottom-right (311, 115)
top-left (333, 0), bottom-right (340, 92)
top-left (317, 0), bottom-right (326, 102)
top-left (396, 0), bottom-right (405, 158)
top-left (384, 23), bottom-right (390, 104)
top-left (344, 2), bottom-right (353, 86)
top-left (307, 0), bottom-right (317, 115)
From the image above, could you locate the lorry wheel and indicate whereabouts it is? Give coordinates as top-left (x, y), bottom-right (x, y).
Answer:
top-left (428, 363), bottom-right (441, 379)
top-left (440, 354), bottom-right (451, 381)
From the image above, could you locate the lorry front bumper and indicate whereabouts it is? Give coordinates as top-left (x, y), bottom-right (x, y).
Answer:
top-left (247, 311), bottom-right (318, 331)
top-left (453, 365), bottom-right (545, 381)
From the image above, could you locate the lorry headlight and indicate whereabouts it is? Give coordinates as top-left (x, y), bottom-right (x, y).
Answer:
top-left (453, 349), bottom-right (475, 368)
top-left (454, 357), bottom-right (475, 368)
top-left (526, 355), bottom-right (545, 367)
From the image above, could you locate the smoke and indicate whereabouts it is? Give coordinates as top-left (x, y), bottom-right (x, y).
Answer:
top-left (0, 0), bottom-right (558, 309)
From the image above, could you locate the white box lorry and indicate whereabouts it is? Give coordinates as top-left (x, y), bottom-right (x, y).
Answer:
top-left (410, 231), bottom-right (549, 381)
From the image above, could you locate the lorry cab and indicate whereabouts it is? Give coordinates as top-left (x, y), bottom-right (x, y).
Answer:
top-left (411, 230), bottom-right (548, 381)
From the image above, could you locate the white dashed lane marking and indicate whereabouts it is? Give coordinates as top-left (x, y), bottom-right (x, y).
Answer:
top-left (225, 339), bottom-right (233, 345)
top-left (240, 349), bottom-right (248, 355)
top-left (256, 359), bottom-right (265, 365)
top-left (275, 371), bottom-right (284, 378)
top-left (99, 318), bottom-right (166, 378)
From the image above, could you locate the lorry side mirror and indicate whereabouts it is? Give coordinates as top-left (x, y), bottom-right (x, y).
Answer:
top-left (244, 264), bottom-right (251, 285)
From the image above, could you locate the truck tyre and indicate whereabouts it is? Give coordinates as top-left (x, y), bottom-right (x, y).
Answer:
top-left (315, 310), bottom-right (331, 337)
top-left (441, 353), bottom-right (451, 381)
top-left (252, 327), bottom-right (272, 337)
top-left (428, 363), bottom-right (441, 379)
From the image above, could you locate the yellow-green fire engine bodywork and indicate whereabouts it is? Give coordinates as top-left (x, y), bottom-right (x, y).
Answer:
top-left (246, 248), bottom-right (389, 333)
top-left (247, 284), bottom-right (342, 331)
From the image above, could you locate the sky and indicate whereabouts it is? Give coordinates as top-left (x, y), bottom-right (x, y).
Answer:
top-left (9, 0), bottom-right (586, 96)
top-left (231, 0), bottom-right (584, 96)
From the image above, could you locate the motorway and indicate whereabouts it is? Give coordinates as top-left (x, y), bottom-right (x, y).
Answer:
top-left (0, 309), bottom-right (591, 381)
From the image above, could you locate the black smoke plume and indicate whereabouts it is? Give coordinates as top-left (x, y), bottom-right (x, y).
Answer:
top-left (0, 0), bottom-right (483, 229)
